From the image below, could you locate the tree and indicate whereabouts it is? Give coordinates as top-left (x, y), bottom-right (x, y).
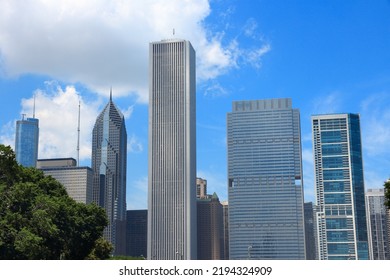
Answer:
top-left (384, 179), bottom-right (390, 209)
top-left (0, 144), bottom-right (111, 259)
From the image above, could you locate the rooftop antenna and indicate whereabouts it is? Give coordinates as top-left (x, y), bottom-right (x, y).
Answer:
top-left (77, 98), bottom-right (81, 167)
top-left (22, 113), bottom-right (26, 120)
top-left (33, 93), bottom-right (36, 118)
top-left (173, 28), bottom-right (175, 36)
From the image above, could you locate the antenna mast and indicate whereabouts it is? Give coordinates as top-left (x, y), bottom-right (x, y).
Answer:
top-left (33, 94), bottom-right (36, 118)
top-left (77, 99), bottom-right (81, 167)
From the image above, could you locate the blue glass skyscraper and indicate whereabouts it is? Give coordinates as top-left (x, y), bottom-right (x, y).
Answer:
top-left (227, 98), bottom-right (306, 260)
top-left (312, 113), bottom-right (369, 260)
top-left (15, 116), bottom-right (39, 167)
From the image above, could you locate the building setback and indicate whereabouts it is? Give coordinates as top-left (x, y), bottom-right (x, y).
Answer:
top-left (92, 92), bottom-right (127, 256)
top-left (227, 98), bottom-right (306, 259)
top-left (312, 113), bottom-right (369, 260)
top-left (148, 39), bottom-right (197, 260)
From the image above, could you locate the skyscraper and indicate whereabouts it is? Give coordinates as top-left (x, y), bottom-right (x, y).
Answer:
top-left (221, 201), bottom-right (229, 260)
top-left (312, 113), bottom-right (369, 260)
top-left (197, 177), bottom-right (207, 199)
top-left (197, 192), bottom-right (224, 260)
top-left (148, 39), bottom-right (197, 260)
top-left (15, 116), bottom-right (39, 167)
top-left (304, 202), bottom-right (317, 260)
top-left (227, 98), bottom-right (305, 260)
top-left (126, 210), bottom-right (147, 259)
top-left (365, 188), bottom-right (389, 260)
top-left (92, 92), bottom-right (127, 256)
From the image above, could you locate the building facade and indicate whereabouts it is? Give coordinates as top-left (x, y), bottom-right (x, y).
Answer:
top-left (15, 116), bottom-right (39, 167)
top-left (126, 210), bottom-right (147, 259)
top-left (148, 39), bottom-right (197, 260)
top-left (197, 193), bottom-right (224, 260)
top-left (196, 177), bottom-right (207, 199)
top-left (221, 201), bottom-right (229, 260)
top-left (365, 188), bottom-right (389, 260)
top-left (37, 158), bottom-right (93, 204)
top-left (312, 113), bottom-right (369, 260)
top-left (304, 202), bottom-right (317, 259)
top-left (227, 98), bottom-right (306, 260)
top-left (92, 93), bottom-right (127, 256)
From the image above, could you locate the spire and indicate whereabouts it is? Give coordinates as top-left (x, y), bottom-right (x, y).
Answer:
top-left (33, 93), bottom-right (36, 118)
top-left (77, 99), bottom-right (81, 167)
top-left (110, 87), bottom-right (112, 101)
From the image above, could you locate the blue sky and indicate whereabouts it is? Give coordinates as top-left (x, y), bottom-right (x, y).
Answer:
top-left (1, 0), bottom-right (390, 209)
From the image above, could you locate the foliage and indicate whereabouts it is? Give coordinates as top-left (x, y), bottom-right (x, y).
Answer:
top-left (384, 179), bottom-right (390, 209)
top-left (109, 255), bottom-right (146, 260)
top-left (0, 144), bottom-right (111, 259)
top-left (86, 237), bottom-right (114, 260)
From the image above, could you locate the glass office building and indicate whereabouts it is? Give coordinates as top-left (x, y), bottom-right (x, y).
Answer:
top-left (312, 113), bottom-right (369, 260)
top-left (227, 98), bottom-right (305, 260)
top-left (148, 39), bottom-right (197, 260)
top-left (15, 117), bottom-right (39, 167)
top-left (92, 93), bottom-right (127, 256)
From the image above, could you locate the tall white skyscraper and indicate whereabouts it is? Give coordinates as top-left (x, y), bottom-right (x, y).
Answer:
top-left (227, 98), bottom-right (306, 260)
top-left (92, 92), bottom-right (127, 256)
top-left (148, 39), bottom-right (197, 260)
top-left (312, 113), bottom-right (369, 260)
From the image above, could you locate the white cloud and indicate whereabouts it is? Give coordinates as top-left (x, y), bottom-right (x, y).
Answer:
top-left (311, 91), bottom-right (343, 114)
top-left (245, 43), bottom-right (271, 69)
top-left (18, 83), bottom-right (102, 161)
top-left (0, 120), bottom-right (15, 147)
top-left (128, 134), bottom-right (143, 153)
top-left (121, 105), bottom-right (134, 119)
top-left (203, 82), bottom-right (229, 98)
top-left (360, 93), bottom-right (390, 156)
top-left (0, 0), bottom-right (270, 103)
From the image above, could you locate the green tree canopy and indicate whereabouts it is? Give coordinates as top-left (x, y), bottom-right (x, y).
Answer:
top-left (384, 179), bottom-right (390, 209)
top-left (0, 144), bottom-right (112, 259)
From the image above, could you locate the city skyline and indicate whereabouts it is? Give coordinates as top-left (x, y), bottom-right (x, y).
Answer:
top-left (1, 1), bottom-right (390, 210)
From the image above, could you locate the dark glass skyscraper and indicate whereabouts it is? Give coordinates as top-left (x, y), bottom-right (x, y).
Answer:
top-left (15, 116), bottom-right (39, 167)
top-left (312, 113), bottom-right (369, 260)
top-left (148, 39), bottom-right (197, 260)
top-left (126, 210), bottom-right (147, 259)
top-left (92, 92), bottom-right (127, 255)
top-left (227, 98), bottom-right (306, 260)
